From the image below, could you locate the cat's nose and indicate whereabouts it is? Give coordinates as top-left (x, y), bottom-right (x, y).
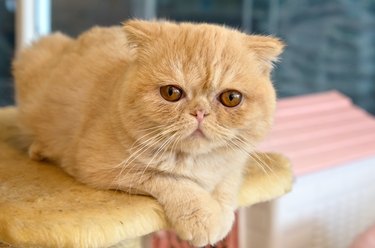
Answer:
top-left (190, 110), bottom-right (209, 123)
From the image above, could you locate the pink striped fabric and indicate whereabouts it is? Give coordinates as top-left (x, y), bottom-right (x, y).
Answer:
top-left (259, 91), bottom-right (375, 176)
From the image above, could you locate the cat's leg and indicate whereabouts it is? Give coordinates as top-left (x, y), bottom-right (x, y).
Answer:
top-left (210, 168), bottom-right (243, 239)
top-left (136, 175), bottom-right (233, 247)
top-left (211, 168), bottom-right (243, 208)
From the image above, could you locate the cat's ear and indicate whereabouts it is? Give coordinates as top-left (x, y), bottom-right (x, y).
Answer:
top-left (244, 35), bottom-right (285, 74)
top-left (123, 19), bottom-right (161, 48)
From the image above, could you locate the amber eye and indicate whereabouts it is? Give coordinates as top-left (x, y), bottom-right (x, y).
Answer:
top-left (219, 90), bottom-right (243, 107)
top-left (160, 85), bottom-right (183, 102)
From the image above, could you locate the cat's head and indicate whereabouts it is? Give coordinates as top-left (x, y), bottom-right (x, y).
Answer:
top-left (119, 20), bottom-right (284, 155)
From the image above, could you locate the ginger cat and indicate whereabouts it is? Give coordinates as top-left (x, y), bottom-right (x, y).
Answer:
top-left (13, 20), bottom-right (283, 246)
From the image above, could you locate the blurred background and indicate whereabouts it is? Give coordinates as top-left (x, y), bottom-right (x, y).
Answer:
top-left (0, 0), bottom-right (374, 114)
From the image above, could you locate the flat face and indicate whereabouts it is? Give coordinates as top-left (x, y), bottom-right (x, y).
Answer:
top-left (121, 21), bottom-right (280, 155)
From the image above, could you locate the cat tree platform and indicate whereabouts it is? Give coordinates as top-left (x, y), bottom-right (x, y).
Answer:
top-left (0, 107), bottom-right (292, 248)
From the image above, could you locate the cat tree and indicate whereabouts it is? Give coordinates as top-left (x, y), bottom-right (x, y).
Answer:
top-left (0, 107), bottom-right (293, 248)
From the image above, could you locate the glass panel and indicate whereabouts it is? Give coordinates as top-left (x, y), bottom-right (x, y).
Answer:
top-left (269, 0), bottom-right (375, 114)
top-left (0, 0), bottom-right (15, 106)
top-left (158, 0), bottom-right (242, 26)
top-left (52, 0), bottom-right (134, 36)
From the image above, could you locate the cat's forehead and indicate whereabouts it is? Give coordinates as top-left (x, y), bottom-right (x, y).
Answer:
top-left (172, 25), bottom-right (240, 60)
top-left (155, 28), bottom-right (260, 93)
top-left (171, 57), bottom-right (243, 93)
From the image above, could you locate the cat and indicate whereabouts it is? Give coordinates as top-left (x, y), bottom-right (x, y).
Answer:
top-left (13, 19), bottom-right (284, 246)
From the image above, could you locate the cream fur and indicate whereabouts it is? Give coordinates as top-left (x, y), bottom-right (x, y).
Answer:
top-left (13, 20), bottom-right (284, 246)
top-left (0, 107), bottom-right (292, 247)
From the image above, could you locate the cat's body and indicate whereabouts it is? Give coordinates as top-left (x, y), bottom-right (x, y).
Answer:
top-left (13, 20), bottom-right (283, 246)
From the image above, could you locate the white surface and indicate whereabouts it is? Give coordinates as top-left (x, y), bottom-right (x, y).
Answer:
top-left (242, 157), bottom-right (375, 248)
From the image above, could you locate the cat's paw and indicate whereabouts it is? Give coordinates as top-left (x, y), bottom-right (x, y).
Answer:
top-left (168, 198), bottom-right (235, 247)
top-left (28, 142), bottom-right (46, 161)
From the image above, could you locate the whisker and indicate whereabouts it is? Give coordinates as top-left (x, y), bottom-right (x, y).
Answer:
top-left (133, 132), bottom-right (178, 188)
top-left (169, 133), bottom-right (182, 156)
top-left (117, 124), bottom-right (182, 170)
top-left (227, 139), bottom-right (268, 175)
top-left (249, 149), bottom-right (278, 176)
top-left (234, 136), bottom-right (275, 174)
top-left (110, 122), bottom-right (187, 191)
top-left (110, 133), bottom-right (167, 189)
top-left (109, 125), bottom-right (181, 188)
top-left (129, 128), bottom-right (167, 152)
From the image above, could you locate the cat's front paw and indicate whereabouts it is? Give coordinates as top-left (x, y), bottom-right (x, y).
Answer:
top-left (168, 199), bottom-right (235, 247)
top-left (28, 142), bottom-right (46, 161)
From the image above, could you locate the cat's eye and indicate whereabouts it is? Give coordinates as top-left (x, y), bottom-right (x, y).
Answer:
top-left (219, 90), bottom-right (243, 107)
top-left (160, 85), bottom-right (183, 102)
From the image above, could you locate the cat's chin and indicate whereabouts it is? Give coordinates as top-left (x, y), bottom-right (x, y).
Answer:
top-left (176, 136), bottom-right (217, 155)
top-left (178, 145), bottom-right (213, 155)
top-left (191, 129), bottom-right (206, 138)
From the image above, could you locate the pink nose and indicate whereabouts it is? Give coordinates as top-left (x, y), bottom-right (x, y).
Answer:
top-left (190, 110), bottom-right (209, 123)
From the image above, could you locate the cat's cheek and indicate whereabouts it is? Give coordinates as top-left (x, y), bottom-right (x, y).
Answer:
top-left (215, 108), bottom-right (247, 130)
